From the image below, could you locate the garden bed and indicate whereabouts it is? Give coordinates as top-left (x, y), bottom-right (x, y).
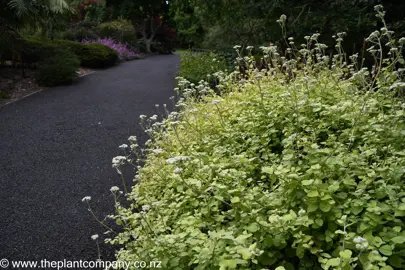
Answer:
top-left (0, 66), bottom-right (94, 107)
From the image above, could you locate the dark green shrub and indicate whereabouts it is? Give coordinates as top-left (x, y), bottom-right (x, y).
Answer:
top-left (179, 50), bottom-right (227, 84)
top-left (99, 20), bottom-right (137, 46)
top-left (21, 38), bottom-right (56, 65)
top-left (59, 21), bottom-right (100, 41)
top-left (36, 48), bottom-right (79, 86)
top-left (79, 43), bottom-right (118, 68)
top-left (54, 40), bottom-right (118, 68)
top-left (53, 39), bottom-right (86, 55)
top-left (1, 37), bottom-right (56, 66)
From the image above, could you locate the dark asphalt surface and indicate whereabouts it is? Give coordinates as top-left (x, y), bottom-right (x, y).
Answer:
top-left (0, 55), bottom-right (179, 266)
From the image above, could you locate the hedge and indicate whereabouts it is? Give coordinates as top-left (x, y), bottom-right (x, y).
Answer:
top-left (36, 48), bottom-right (80, 86)
top-left (54, 40), bottom-right (118, 68)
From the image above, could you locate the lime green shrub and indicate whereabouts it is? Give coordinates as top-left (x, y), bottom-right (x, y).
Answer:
top-left (36, 48), bottom-right (79, 86)
top-left (103, 6), bottom-right (405, 270)
top-left (179, 50), bottom-right (227, 84)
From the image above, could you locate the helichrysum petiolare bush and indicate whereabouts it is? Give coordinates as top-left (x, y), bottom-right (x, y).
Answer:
top-left (96, 5), bottom-right (405, 270)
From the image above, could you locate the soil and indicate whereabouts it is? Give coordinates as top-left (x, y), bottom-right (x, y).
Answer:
top-left (0, 66), bottom-right (94, 107)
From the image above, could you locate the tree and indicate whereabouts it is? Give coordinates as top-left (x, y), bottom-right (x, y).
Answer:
top-left (0, 0), bottom-right (72, 67)
top-left (170, 0), bottom-right (405, 54)
top-left (2, 0), bottom-right (72, 38)
top-left (106, 0), bottom-right (170, 53)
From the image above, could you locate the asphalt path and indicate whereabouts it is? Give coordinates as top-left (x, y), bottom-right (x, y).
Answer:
top-left (0, 55), bottom-right (179, 267)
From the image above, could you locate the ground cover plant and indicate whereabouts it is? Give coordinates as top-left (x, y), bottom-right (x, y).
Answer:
top-left (86, 6), bottom-right (405, 269)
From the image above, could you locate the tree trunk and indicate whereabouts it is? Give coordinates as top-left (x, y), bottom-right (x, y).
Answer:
top-left (139, 17), bottom-right (157, 54)
top-left (145, 39), bottom-right (152, 53)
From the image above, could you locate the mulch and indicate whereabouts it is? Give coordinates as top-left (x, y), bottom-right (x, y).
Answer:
top-left (0, 66), bottom-right (94, 107)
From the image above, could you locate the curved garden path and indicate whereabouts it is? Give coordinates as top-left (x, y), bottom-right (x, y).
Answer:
top-left (0, 55), bottom-right (179, 262)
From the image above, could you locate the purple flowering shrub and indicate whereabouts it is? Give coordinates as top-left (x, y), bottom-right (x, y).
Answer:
top-left (82, 38), bottom-right (137, 60)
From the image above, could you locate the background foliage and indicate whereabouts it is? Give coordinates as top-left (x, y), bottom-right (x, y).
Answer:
top-left (170, 0), bottom-right (405, 54)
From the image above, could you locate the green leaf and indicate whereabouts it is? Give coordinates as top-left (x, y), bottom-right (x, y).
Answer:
top-left (393, 226), bottom-right (402, 233)
top-left (320, 202), bottom-right (331, 212)
top-left (379, 245), bottom-right (393, 256)
top-left (388, 255), bottom-right (404, 268)
top-left (247, 223), bottom-right (259, 232)
top-left (219, 259), bottom-right (237, 270)
top-left (275, 267), bottom-right (286, 270)
top-left (231, 197), bottom-right (240, 203)
top-left (391, 236), bottom-right (405, 244)
top-left (399, 203), bottom-right (405, 211)
top-left (328, 183), bottom-right (340, 192)
top-left (235, 234), bottom-right (252, 243)
top-left (327, 258), bottom-right (340, 267)
top-left (262, 166), bottom-right (273, 174)
top-left (307, 190), bottom-right (319, 197)
top-left (351, 206), bottom-right (363, 215)
top-left (289, 210), bottom-right (297, 219)
top-left (238, 248), bottom-right (252, 260)
top-left (339, 249), bottom-right (352, 259)
top-left (315, 218), bottom-right (323, 226)
top-left (302, 180), bottom-right (313, 186)
top-left (307, 202), bottom-right (318, 212)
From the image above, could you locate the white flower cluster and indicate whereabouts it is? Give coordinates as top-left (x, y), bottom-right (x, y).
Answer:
top-left (128, 136), bottom-right (137, 143)
top-left (390, 82), bottom-right (405, 90)
top-left (110, 186), bottom-right (120, 192)
top-left (276, 14), bottom-right (287, 24)
top-left (350, 68), bottom-right (369, 82)
top-left (353, 236), bottom-right (369, 250)
top-left (152, 148), bottom-right (163, 154)
top-left (366, 30), bottom-right (380, 42)
top-left (112, 156), bottom-right (127, 174)
top-left (211, 100), bottom-right (221, 105)
top-left (166, 156), bottom-right (190, 164)
top-left (141, 205), bottom-right (150, 213)
top-left (119, 144), bottom-right (128, 149)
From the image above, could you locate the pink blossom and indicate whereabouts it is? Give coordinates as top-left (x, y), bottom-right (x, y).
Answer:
top-left (82, 38), bottom-right (138, 60)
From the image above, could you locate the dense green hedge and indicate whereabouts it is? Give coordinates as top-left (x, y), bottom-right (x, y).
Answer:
top-left (36, 48), bottom-right (80, 86)
top-left (2, 38), bottom-right (117, 69)
top-left (54, 40), bottom-right (118, 68)
top-left (104, 9), bottom-right (405, 270)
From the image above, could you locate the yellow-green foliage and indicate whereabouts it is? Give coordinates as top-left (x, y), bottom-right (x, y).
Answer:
top-left (105, 7), bottom-right (405, 270)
